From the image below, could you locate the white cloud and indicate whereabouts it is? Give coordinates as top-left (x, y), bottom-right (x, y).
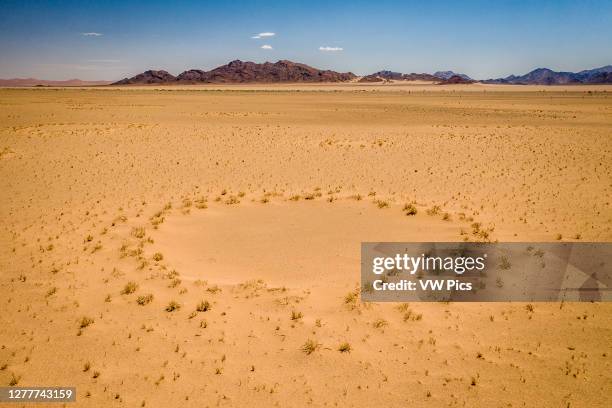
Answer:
top-left (251, 32), bottom-right (275, 39)
top-left (82, 32), bottom-right (103, 37)
top-left (319, 46), bottom-right (343, 52)
top-left (261, 44), bottom-right (273, 50)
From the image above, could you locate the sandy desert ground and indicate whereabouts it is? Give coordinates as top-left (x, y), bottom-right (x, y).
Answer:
top-left (0, 85), bottom-right (611, 407)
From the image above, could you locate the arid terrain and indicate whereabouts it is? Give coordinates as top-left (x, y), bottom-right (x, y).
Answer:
top-left (0, 84), bottom-right (610, 407)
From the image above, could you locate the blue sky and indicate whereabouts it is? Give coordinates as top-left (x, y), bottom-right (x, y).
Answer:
top-left (1, 0), bottom-right (610, 80)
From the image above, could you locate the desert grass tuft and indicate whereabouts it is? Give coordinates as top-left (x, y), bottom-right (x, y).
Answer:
top-left (165, 300), bottom-right (181, 312)
top-left (403, 203), bottom-right (417, 216)
top-left (79, 316), bottom-right (94, 329)
top-left (121, 281), bottom-right (138, 295)
top-left (196, 300), bottom-right (211, 312)
top-left (338, 342), bottom-right (352, 353)
top-left (136, 294), bottom-right (154, 305)
top-left (301, 339), bottom-right (319, 355)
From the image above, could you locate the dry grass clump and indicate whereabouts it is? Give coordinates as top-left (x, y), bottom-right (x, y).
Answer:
top-left (121, 281), bottom-right (138, 295)
top-left (206, 285), bottom-right (221, 294)
top-left (290, 310), bottom-right (303, 321)
top-left (289, 194), bottom-right (301, 201)
top-left (79, 316), bottom-right (94, 328)
top-left (426, 205), bottom-right (441, 216)
top-left (131, 227), bottom-right (146, 239)
top-left (225, 195), bottom-right (240, 205)
top-left (9, 373), bottom-right (20, 386)
top-left (195, 197), bottom-right (208, 209)
top-left (136, 294), bottom-right (153, 305)
top-left (344, 289), bottom-right (359, 309)
top-left (45, 287), bottom-right (57, 297)
top-left (150, 211), bottom-right (165, 228)
top-left (401, 306), bottom-right (423, 322)
top-left (403, 203), bottom-right (417, 216)
top-left (301, 339), bottom-right (320, 355)
top-left (470, 222), bottom-right (493, 241)
top-left (408, 312), bottom-right (423, 321)
top-left (372, 318), bottom-right (388, 328)
top-left (196, 300), bottom-right (211, 312)
top-left (168, 278), bottom-right (181, 288)
top-left (374, 200), bottom-right (389, 209)
top-left (499, 256), bottom-right (511, 270)
top-left (338, 342), bottom-right (352, 353)
top-left (152, 252), bottom-right (164, 262)
top-left (165, 300), bottom-right (181, 312)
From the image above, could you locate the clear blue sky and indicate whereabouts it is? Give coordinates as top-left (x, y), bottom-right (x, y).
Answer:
top-left (1, 0), bottom-right (610, 80)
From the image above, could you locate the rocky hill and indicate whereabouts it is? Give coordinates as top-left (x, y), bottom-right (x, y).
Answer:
top-left (433, 71), bottom-right (472, 81)
top-left (113, 70), bottom-right (176, 85)
top-left (484, 65), bottom-right (612, 85)
top-left (358, 70), bottom-right (440, 83)
top-left (113, 60), bottom-right (356, 85)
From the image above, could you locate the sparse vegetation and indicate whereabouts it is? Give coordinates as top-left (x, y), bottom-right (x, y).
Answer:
top-left (373, 318), bottom-right (388, 328)
top-left (403, 203), bottom-right (417, 216)
top-left (9, 373), bottom-right (20, 386)
top-left (131, 227), bottom-right (146, 239)
top-left (196, 300), bottom-right (211, 312)
top-left (301, 339), bottom-right (319, 355)
top-left (137, 294), bottom-right (154, 305)
top-left (79, 316), bottom-right (94, 329)
top-left (165, 300), bottom-right (181, 312)
top-left (338, 342), bottom-right (352, 353)
top-left (121, 281), bottom-right (138, 295)
top-left (375, 200), bottom-right (389, 209)
top-left (426, 205), bottom-right (441, 216)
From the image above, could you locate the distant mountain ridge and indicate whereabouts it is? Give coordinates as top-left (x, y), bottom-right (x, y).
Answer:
top-left (0, 78), bottom-right (112, 86)
top-left (114, 60), bottom-right (356, 84)
top-left (433, 71), bottom-right (472, 81)
top-left (484, 65), bottom-right (612, 84)
top-left (358, 70), bottom-right (441, 83)
top-left (3, 64), bottom-right (611, 86)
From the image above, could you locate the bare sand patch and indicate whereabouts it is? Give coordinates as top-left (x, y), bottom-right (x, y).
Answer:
top-left (153, 200), bottom-right (461, 290)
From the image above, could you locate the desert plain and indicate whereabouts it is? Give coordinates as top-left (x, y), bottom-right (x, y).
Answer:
top-left (0, 84), bottom-right (611, 407)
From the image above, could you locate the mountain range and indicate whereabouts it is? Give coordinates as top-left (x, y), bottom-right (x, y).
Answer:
top-left (2, 63), bottom-right (611, 86)
top-left (113, 60), bottom-right (356, 84)
top-left (0, 78), bottom-right (112, 86)
top-left (484, 65), bottom-right (612, 85)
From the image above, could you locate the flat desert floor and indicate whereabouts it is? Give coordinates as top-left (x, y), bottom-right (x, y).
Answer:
top-left (0, 85), bottom-right (610, 407)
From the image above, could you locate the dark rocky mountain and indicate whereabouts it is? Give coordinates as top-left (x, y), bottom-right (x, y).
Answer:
top-left (433, 71), bottom-right (472, 81)
top-left (437, 75), bottom-right (475, 85)
top-left (484, 66), bottom-right (612, 85)
top-left (358, 70), bottom-right (440, 83)
top-left (182, 60), bottom-right (356, 83)
top-left (114, 60), bottom-right (355, 85)
top-left (113, 70), bottom-right (176, 85)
